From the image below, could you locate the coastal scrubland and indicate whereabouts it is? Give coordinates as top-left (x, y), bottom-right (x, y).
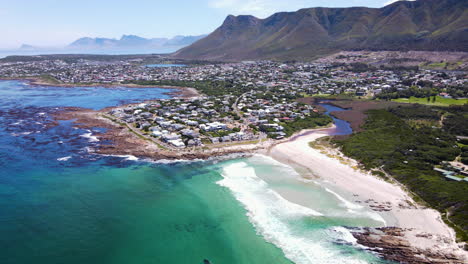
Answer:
top-left (333, 104), bottom-right (468, 242)
top-left (123, 79), bottom-right (252, 96)
top-left (392, 96), bottom-right (468, 106)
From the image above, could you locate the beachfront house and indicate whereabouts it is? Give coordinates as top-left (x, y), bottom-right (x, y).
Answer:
top-left (199, 122), bottom-right (228, 132)
top-left (162, 133), bottom-right (181, 142)
top-left (168, 139), bottom-right (185, 148)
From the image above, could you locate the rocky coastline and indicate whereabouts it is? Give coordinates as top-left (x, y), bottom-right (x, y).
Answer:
top-left (352, 227), bottom-right (465, 264)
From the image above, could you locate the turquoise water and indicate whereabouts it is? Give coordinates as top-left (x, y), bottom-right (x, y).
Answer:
top-left (0, 80), bottom-right (390, 264)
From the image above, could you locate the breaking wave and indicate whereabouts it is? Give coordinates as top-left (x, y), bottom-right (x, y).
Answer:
top-left (218, 161), bottom-right (371, 264)
top-left (80, 131), bottom-right (99, 142)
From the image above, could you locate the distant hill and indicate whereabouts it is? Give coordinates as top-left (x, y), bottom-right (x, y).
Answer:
top-left (18, 44), bottom-right (36, 51)
top-left (173, 0), bottom-right (468, 61)
top-left (68, 34), bottom-right (206, 52)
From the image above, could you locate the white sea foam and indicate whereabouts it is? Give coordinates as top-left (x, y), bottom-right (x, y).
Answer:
top-left (142, 153), bottom-right (250, 165)
top-left (218, 161), bottom-right (368, 264)
top-left (328, 226), bottom-right (358, 245)
top-left (299, 178), bottom-right (316, 183)
top-left (364, 212), bottom-right (387, 225)
top-left (57, 156), bottom-right (72, 161)
top-left (324, 187), bottom-right (387, 225)
top-left (104, 154), bottom-right (140, 161)
top-left (82, 147), bottom-right (94, 153)
top-left (10, 131), bottom-right (33, 137)
top-left (11, 120), bottom-right (23, 125)
top-left (145, 158), bottom-right (203, 165)
top-left (324, 187), bottom-right (363, 210)
top-left (123, 155), bottom-right (138, 161)
top-left (80, 132), bottom-right (99, 142)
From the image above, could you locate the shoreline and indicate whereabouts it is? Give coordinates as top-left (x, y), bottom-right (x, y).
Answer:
top-left (0, 77), bottom-right (200, 99)
top-left (266, 127), bottom-right (467, 263)
top-left (51, 101), bottom-right (467, 262)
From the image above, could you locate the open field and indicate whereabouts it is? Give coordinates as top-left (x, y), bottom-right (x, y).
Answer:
top-left (393, 96), bottom-right (468, 106)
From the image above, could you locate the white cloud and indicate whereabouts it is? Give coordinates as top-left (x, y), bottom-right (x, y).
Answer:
top-left (209, 0), bottom-right (313, 18)
top-left (209, 0), bottom-right (419, 17)
top-left (383, 0), bottom-right (415, 6)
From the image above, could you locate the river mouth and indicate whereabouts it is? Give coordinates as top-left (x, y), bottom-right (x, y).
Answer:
top-left (317, 102), bottom-right (353, 136)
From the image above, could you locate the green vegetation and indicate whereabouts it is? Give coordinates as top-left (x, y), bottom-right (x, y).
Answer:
top-left (442, 106), bottom-right (468, 137)
top-left (122, 79), bottom-right (256, 96)
top-left (421, 61), bottom-right (463, 70)
top-left (461, 145), bottom-right (468, 165)
top-left (392, 96), bottom-right (468, 106)
top-left (280, 113), bottom-right (332, 137)
top-left (334, 106), bottom-right (468, 242)
top-left (201, 130), bottom-right (235, 138)
top-left (37, 74), bottom-right (61, 84)
top-left (309, 93), bottom-right (358, 100)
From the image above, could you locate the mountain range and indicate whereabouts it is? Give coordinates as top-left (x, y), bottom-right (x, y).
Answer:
top-left (67, 34), bottom-right (206, 52)
top-left (173, 0), bottom-right (468, 61)
top-left (17, 34), bottom-right (206, 54)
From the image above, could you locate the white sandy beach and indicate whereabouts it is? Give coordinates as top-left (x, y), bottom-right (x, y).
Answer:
top-left (267, 126), bottom-right (467, 260)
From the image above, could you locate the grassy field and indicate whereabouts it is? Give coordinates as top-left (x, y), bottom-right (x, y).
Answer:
top-left (421, 61), bottom-right (463, 70)
top-left (393, 96), bottom-right (468, 106)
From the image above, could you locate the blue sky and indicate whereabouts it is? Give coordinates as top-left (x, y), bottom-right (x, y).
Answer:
top-left (1, 0), bottom-right (406, 48)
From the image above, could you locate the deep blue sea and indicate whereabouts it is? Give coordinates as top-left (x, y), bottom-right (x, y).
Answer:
top-left (0, 80), bottom-right (390, 264)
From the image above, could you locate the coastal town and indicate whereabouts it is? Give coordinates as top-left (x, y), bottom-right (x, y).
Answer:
top-left (1, 54), bottom-right (466, 151)
top-left (106, 91), bottom-right (327, 149)
top-left (0, 53), bottom-right (466, 98)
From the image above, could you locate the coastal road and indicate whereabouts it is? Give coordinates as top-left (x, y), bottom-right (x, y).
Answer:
top-left (232, 91), bottom-right (249, 119)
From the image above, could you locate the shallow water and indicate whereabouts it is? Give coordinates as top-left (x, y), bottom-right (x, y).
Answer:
top-left (0, 80), bottom-right (390, 264)
top-left (318, 103), bottom-right (353, 136)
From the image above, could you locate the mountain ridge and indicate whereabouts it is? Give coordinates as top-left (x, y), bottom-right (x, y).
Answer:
top-left (173, 0), bottom-right (468, 61)
top-left (68, 34), bottom-right (206, 51)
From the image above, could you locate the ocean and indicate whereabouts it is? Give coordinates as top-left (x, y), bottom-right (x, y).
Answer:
top-left (0, 50), bottom-right (174, 59)
top-left (0, 80), bottom-right (390, 264)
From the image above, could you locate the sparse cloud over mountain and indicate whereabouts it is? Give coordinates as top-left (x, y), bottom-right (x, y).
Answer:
top-left (210, 0), bottom-right (321, 18)
top-left (384, 0), bottom-right (415, 6)
top-left (209, 0), bottom-right (409, 18)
